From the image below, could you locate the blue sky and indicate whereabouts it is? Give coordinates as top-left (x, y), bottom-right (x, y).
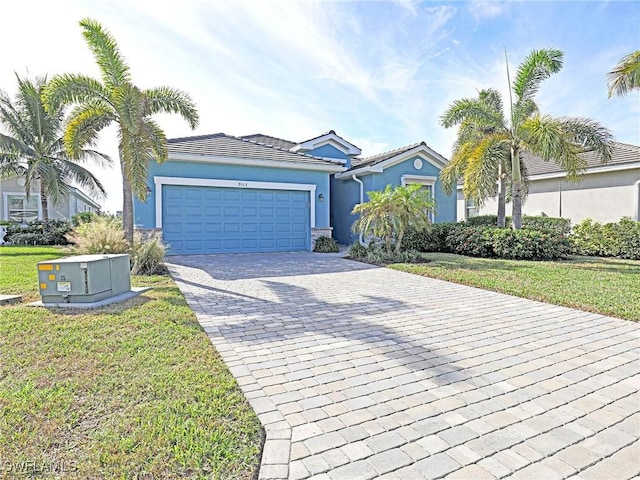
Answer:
top-left (2, 0), bottom-right (639, 212)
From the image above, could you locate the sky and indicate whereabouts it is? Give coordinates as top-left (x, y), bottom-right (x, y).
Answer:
top-left (2, 0), bottom-right (639, 213)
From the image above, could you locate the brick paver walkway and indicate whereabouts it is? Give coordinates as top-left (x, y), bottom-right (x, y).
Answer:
top-left (166, 252), bottom-right (640, 480)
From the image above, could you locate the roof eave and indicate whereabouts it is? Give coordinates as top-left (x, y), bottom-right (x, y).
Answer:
top-left (167, 152), bottom-right (346, 173)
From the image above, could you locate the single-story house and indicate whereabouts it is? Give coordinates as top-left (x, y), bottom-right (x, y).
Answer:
top-left (134, 130), bottom-right (457, 254)
top-left (458, 141), bottom-right (640, 224)
top-left (0, 176), bottom-right (100, 223)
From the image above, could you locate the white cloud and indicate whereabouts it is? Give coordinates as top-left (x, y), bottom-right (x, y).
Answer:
top-left (468, 0), bottom-right (507, 20)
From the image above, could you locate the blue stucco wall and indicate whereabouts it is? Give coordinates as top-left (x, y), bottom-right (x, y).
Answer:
top-left (134, 160), bottom-right (332, 230)
top-left (330, 175), bottom-right (361, 245)
top-left (330, 155), bottom-right (457, 245)
top-left (305, 144), bottom-right (351, 167)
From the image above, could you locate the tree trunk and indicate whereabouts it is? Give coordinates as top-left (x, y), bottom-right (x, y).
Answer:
top-left (394, 229), bottom-right (404, 254)
top-left (497, 169), bottom-right (506, 228)
top-left (120, 152), bottom-right (134, 245)
top-left (40, 181), bottom-right (49, 221)
top-left (511, 146), bottom-right (523, 230)
top-left (512, 181), bottom-right (523, 229)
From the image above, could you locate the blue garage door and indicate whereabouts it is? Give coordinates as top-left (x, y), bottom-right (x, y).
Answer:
top-left (163, 185), bottom-right (310, 254)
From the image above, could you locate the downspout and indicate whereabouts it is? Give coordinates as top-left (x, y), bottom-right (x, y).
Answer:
top-left (352, 174), bottom-right (366, 246)
top-left (635, 179), bottom-right (640, 221)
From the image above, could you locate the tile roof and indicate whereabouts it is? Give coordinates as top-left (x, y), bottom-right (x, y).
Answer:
top-left (524, 141), bottom-right (640, 176)
top-left (350, 142), bottom-right (424, 168)
top-left (239, 134), bottom-right (296, 150)
top-left (167, 133), bottom-right (340, 167)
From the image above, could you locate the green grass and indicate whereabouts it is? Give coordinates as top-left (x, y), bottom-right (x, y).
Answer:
top-left (0, 246), bottom-right (262, 479)
top-left (389, 253), bottom-right (640, 321)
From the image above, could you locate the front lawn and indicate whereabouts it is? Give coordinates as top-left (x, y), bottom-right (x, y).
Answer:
top-left (390, 252), bottom-right (640, 321)
top-left (0, 246), bottom-right (262, 479)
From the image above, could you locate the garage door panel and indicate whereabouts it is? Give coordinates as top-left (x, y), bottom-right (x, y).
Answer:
top-left (163, 185), bottom-right (310, 254)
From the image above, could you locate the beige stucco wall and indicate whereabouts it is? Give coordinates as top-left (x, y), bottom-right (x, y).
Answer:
top-left (461, 167), bottom-right (640, 224)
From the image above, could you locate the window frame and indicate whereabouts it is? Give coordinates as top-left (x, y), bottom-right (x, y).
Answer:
top-left (2, 192), bottom-right (42, 223)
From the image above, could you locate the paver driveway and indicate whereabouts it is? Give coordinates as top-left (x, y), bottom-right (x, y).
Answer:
top-left (166, 252), bottom-right (640, 480)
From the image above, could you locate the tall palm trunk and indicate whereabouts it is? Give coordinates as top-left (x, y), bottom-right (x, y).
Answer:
top-left (39, 181), bottom-right (49, 221)
top-left (497, 163), bottom-right (506, 228)
top-left (119, 151), bottom-right (134, 244)
top-left (511, 146), bottom-right (523, 229)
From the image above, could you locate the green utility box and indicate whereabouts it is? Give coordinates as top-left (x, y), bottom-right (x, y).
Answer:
top-left (37, 254), bottom-right (131, 304)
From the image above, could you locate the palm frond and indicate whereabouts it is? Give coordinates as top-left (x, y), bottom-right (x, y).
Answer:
top-left (140, 118), bottom-right (168, 163)
top-left (79, 18), bottom-right (131, 89)
top-left (114, 84), bottom-right (144, 132)
top-left (64, 101), bottom-right (115, 158)
top-left (607, 50), bottom-right (640, 97)
top-left (43, 74), bottom-right (112, 112)
top-left (558, 117), bottom-right (613, 164)
top-left (58, 160), bottom-right (107, 199)
top-left (440, 96), bottom-right (505, 130)
top-left (120, 127), bottom-right (151, 201)
top-left (144, 87), bottom-right (199, 129)
top-left (513, 48), bottom-right (563, 103)
top-left (520, 115), bottom-right (585, 180)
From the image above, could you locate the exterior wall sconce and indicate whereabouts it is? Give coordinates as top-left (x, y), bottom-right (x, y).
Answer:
top-left (318, 193), bottom-right (325, 202)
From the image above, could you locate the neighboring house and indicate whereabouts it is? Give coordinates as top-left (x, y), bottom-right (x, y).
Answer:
top-left (0, 176), bottom-right (100, 223)
top-left (457, 142), bottom-right (640, 224)
top-left (134, 130), bottom-right (457, 254)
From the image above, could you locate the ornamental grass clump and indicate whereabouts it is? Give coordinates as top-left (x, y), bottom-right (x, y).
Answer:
top-left (66, 216), bottom-right (129, 254)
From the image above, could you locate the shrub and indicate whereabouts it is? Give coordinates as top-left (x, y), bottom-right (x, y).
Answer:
top-left (402, 222), bottom-right (458, 253)
top-left (465, 215), bottom-right (505, 227)
top-left (366, 248), bottom-right (426, 265)
top-left (2, 220), bottom-right (72, 245)
top-left (614, 218), bottom-right (640, 260)
top-left (492, 228), bottom-right (571, 260)
top-left (522, 216), bottom-right (571, 235)
top-left (572, 217), bottom-right (640, 259)
top-left (132, 233), bottom-right (167, 275)
top-left (71, 211), bottom-right (97, 227)
top-left (466, 214), bottom-right (571, 235)
top-left (348, 242), bottom-right (367, 259)
top-left (313, 235), bottom-right (339, 253)
top-left (571, 218), bottom-right (618, 257)
top-left (447, 225), bottom-right (570, 260)
top-left (67, 216), bottom-right (129, 254)
top-left (446, 225), bottom-right (495, 258)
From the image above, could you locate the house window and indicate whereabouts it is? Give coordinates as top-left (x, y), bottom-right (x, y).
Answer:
top-left (401, 174), bottom-right (436, 222)
top-left (465, 198), bottom-right (479, 219)
top-left (6, 194), bottom-right (39, 223)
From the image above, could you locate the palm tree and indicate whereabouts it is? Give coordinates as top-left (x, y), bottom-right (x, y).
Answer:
top-left (607, 50), bottom-right (640, 97)
top-left (441, 48), bottom-right (613, 229)
top-left (440, 89), bottom-right (511, 227)
top-left (44, 18), bottom-right (199, 243)
top-left (0, 74), bottom-right (107, 221)
top-left (352, 184), bottom-right (434, 253)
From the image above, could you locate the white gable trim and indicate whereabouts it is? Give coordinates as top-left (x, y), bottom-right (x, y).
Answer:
top-left (153, 176), bottom-right (317, 229)
top-left (168, 153), bottom-right (346, 173)
top-left (292, 132), bottom-right (361, 156)
top-left (335, 145), bottom-right (447, 179)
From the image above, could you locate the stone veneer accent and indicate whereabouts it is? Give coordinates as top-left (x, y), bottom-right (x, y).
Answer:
top-left (311, 227), bottom-right (333, 248)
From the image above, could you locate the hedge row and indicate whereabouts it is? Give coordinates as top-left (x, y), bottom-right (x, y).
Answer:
top-left (572, 218), bottom-right (640, 260)
top-left (0, 219), bottom-right (73, 245)
top-left (403, 216), bottom-right (640, 261)
top-left (465, 214), bottom-right (572, 235)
